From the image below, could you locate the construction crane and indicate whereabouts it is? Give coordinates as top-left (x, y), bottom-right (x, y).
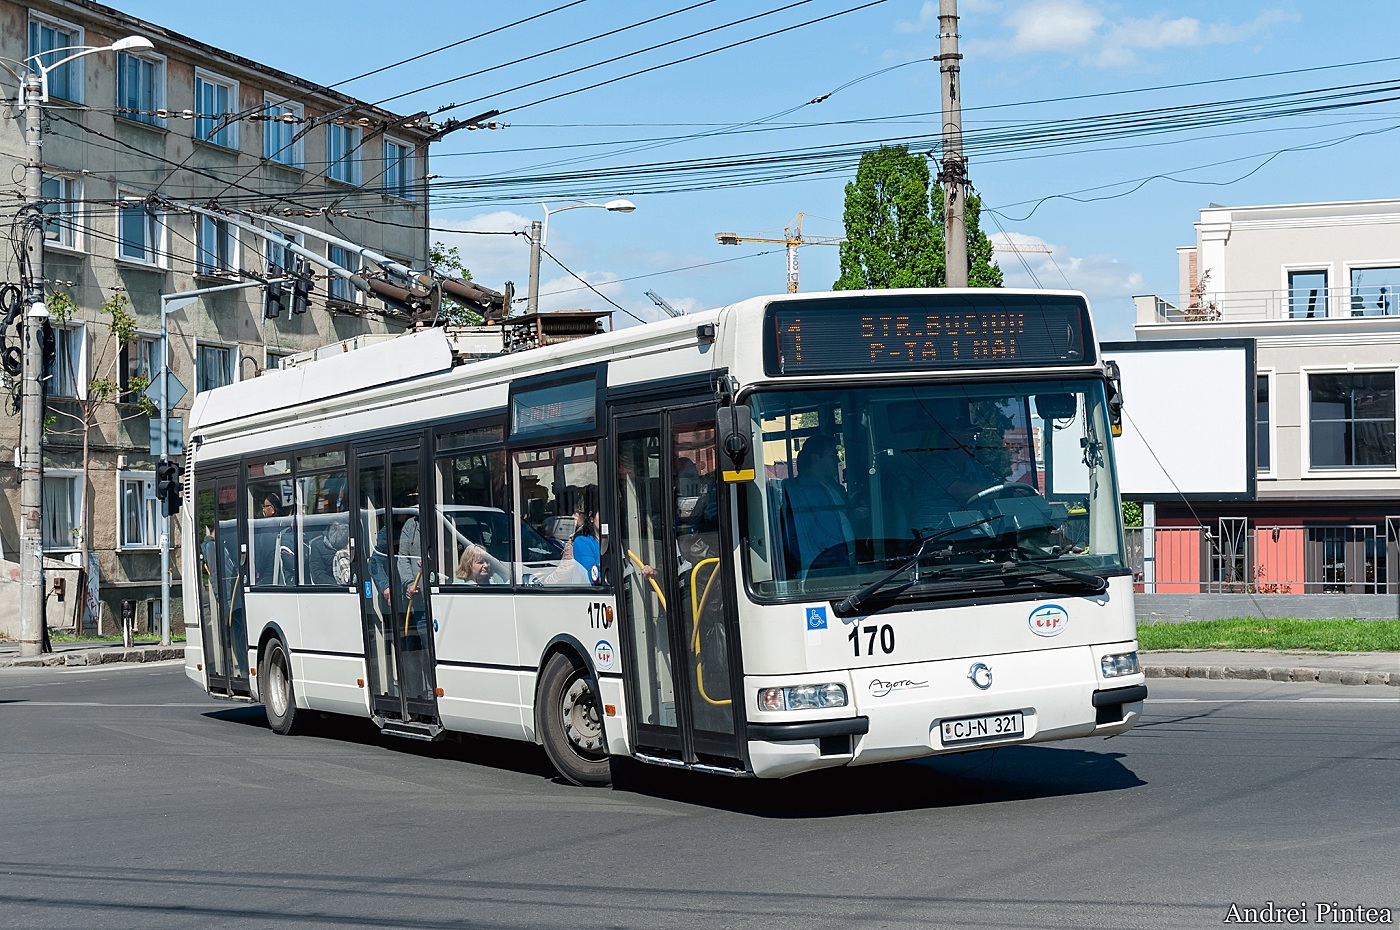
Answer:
top-left (645, 289), bottom-right (684, 318)
top-left (715, 213), bottom-right (843, 293)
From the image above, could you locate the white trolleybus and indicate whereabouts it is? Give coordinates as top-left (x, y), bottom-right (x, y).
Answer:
top-left (183, 288), bottom-right (1145, 786)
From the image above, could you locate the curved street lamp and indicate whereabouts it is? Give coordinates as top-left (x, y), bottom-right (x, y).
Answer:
top-left (527, 199), bottom-right (636, 313)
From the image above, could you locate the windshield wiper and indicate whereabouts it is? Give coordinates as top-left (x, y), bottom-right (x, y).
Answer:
top-left (1003, 558), bottom-right (1108, 594)
top-left (833, 513), bottom-right (1006, 617)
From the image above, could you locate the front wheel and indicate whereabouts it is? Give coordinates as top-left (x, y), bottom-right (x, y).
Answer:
top-left (260, 637), bottom-right (301, 735)
top-left (538, 653), bottom-right (611, 787)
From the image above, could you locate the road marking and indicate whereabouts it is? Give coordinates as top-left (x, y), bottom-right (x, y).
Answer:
top-left (60, 659), bottom-right (184, 674)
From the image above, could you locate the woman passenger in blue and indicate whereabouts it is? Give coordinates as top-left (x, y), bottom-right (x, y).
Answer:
top-left (571, 503), bottom-right (602, 585)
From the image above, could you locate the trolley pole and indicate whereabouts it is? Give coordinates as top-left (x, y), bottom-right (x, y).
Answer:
top-left (938, 0), bottom-right (968, 289)
top-left (18, 73), bottom-right (48, 656)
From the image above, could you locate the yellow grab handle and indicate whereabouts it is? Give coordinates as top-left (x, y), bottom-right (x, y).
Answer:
top-left (688, 557), bottom-right (730, 707)
top-left (626, 549), bottom-right (667, 610)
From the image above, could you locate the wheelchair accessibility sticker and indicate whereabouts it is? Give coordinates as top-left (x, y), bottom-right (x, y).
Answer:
top-left (806, 607), bottom-right (828, 631)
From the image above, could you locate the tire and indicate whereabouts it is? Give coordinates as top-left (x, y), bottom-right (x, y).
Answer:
top-left (260, 637), bottom-right (301, 736)
top-left (538, 652), bottom-right (612, 787)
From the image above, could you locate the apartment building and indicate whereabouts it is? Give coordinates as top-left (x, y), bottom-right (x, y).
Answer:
top-left (1132, 199), bottom-right (1400, 597)
top-left (1, 0), bottom-right (432, 633)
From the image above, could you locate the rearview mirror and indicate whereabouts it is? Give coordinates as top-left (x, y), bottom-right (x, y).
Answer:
top-left (1035, 393), bottom-right (1078, 420)
top-left (717, 404), bottom-right (754, 482)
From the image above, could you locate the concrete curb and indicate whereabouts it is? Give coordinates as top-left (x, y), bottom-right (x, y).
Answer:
top-left (1143, 665), bottom-right (1398, 687)
top-left (0, 646), bottom-right (183, 669)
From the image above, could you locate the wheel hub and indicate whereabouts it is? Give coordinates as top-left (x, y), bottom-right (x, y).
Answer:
top-left (561, 676), bottom-right (603, 756)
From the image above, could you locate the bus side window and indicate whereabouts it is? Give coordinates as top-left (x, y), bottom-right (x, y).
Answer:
top-left (436, 442), bottom-right (511, 585)
top-left (513, 443), bottom-right (601, 586)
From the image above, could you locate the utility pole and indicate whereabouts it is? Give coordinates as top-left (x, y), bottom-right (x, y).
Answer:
top-left (19, 73), bottom-right (48, 656)
top-left (939, 0), bottom-right (968, 288)
top-left (526, 220), bottom-right (542, 313)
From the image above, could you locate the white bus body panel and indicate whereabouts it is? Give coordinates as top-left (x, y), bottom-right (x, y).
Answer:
top-left (431, 592), bottom-right (526, 740)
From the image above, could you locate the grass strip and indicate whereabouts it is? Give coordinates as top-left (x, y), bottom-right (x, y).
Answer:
top-left (1139, 618), bottom-right (1400, 652)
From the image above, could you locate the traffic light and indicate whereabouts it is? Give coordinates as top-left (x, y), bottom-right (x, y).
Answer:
top-left (291, 260), bottom-right (313, 315)
top-left (156, 459), bottom-right (183, 515)
top-left (264, 263), bottom-right (285, 319)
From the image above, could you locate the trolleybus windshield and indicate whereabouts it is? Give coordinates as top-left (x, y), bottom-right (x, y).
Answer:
top-left (742, 378), bottom-right (1128, 602)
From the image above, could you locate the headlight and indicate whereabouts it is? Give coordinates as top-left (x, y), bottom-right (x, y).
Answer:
top-left (758, 683), bottom-right (848, 712)
top-left (1101, 651), bottom-right (1140, 678)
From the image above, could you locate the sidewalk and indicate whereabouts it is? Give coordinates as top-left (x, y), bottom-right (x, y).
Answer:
top-left (1142, 649), bottom-right (1400, 687)
top-left (0, 639), bottom-right (183, 668)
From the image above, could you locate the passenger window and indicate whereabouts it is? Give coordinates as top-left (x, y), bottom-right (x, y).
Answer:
top-left (297, 467), bottom-right (349, 586)
top-left (437, 445), bottom-right (512, 585)
top-left (514, 443), bottom-right (601, 585)
top-left (246, 459), bottom-right (293, 587)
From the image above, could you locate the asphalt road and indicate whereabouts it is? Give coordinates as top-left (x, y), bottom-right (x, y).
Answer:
top-left (0, 662), bottom-right (1396, 930)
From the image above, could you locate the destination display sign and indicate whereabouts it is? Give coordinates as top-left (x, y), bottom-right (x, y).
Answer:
top-left (762, 294), bottom-right (1095, 376)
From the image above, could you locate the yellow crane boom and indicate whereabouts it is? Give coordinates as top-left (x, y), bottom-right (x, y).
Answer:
top-left (715, 213), bottom-right (842, 293)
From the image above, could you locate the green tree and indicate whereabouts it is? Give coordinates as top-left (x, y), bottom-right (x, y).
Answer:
top-left (834, 145), bottom-right (1002, 290)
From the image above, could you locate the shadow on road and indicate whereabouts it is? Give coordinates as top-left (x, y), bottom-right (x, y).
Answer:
top-left (610, 743), bottom-right (1145, 817)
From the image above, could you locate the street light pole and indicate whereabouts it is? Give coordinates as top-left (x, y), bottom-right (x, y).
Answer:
top-left (18, 73), bottom-right (47, 656)
top-left (525, 200), bottom-right (636, 315)
top-left (14, 36), bottom-right (154, 654)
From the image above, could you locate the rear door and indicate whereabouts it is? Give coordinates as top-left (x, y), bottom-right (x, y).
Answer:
top-left (195, 469), bottom-right (250, 697)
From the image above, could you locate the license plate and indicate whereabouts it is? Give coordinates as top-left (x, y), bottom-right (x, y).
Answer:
top-left (940, 711), bottom-right (1024, 745)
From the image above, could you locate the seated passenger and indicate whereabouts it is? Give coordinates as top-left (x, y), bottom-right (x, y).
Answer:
top-left (785, 435), bottom-right (855, 571)
top-left (571, 506), bottom-right (602, 585)
top-left (306, 519), bottom-right (350, 585)
top-left (457, 544), bottom-right (509, 585)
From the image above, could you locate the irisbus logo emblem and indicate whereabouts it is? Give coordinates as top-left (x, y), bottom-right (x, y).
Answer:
top-left (1029, 604), bottom-right (1069, 637)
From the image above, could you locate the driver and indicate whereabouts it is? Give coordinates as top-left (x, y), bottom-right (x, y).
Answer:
top-left (900, 412), bottom-right (1008, 534)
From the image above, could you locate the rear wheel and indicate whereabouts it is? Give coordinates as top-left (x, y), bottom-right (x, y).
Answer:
top-left (538, 652), bottom-right (611, 787)
top-left (261, 638), bottom-right (300, 735)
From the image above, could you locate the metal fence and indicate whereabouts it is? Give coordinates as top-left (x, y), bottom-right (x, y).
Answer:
top-left (1125, 521), bottom-right (1400, 594)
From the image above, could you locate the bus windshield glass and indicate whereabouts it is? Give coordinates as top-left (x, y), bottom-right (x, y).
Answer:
top-left (743, 378), bottom-right (1127, 601)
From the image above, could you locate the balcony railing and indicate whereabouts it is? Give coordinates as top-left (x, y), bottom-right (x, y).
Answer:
top-left (1136, 288), bottom-right (1400, 325)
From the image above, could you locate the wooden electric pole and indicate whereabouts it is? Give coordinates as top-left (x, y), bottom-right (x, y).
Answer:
top-left (939, 0), bottom-right (968, 288)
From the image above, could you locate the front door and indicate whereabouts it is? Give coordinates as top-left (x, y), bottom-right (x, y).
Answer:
top-left (613, 406), bottom-right (742, 767)
top-left (195, 471), bottom-right (250, 696)
top-left (355, 444), bottom-right (438, 725)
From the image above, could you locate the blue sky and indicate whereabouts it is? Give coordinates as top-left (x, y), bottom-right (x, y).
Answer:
top-left (118, 0), bottom-right (1399, 339)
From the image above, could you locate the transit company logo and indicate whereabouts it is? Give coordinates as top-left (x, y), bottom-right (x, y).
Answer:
top-left (594, 640), bottom-right (615, 671)
top-left (1028, 604), bottom-right (1068, 637)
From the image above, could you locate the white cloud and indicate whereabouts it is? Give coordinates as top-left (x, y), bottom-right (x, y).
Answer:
top-left (895, 1), bottom-right (938, 33)
top-left (991, 231), bottom-right (1145, 340)
top-left (968, 2), bottom-right (1298, 68)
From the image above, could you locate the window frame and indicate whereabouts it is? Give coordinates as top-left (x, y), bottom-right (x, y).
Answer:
top-left (115, 193), bottom-right (165, 268)
top-left (1345, 262), bottom-right (1400, 318)
top-left (41, 469), bottom-right (84, 553)
top-left (118, 470), bottom-right (160, 550)
top-left (194, 69), bottom-right (240, 150)
top-left (1283, 264), bottom-right (1332, 320)
top-left (121, 332), bottom-right (160, 398)
top-left (45, 322), bottom-right (87, 400)
top-left (1301, 367), bottom-right (1399, 476)
top-left (263, 95), bottom-right (305, 168)
top-left (196, 213), bottom-right (240, 277)
top-left (326, 244), bottom-right (363, 305)
top-left (1256, 369), bottom-right (1273, 477)
top-left (115, 49), bottom-right (167, 128)
top-left (327, 123), bottom-right (362, 185)
top-left (27, 12), bottom-right (84, 104)
top-left (40, 174), bottom-right (81, 251)
top-left (383, 137), bottom-right (416, 200)
top-left (265, 349), bottom-right (292, 371)
top-left (195, 342), bottom-right (237, 394)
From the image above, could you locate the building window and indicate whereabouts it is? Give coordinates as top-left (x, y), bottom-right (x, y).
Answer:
top-left (119, 473), bottom-right (159, 548)
top-left (327, 245), bottom-right (361, 303)
top-left (1256, 374), bottom-right (1270, 473)
top-left (1308, 372), bottom-right (1396, 469)
top-left (1288, 269), bottom-right (1328, 319)
top-left (42, 471), bottom-right (82, 550)
top-left (121, 335), bottom-right (160, 396)
top-left (263, 97), bottom-right (304, 167)
top-left (118, 197), bottom-right (163, 265)
top-left (327, 124), bottom-right (361, 184)
top-left (1349, 266), bottom-right (1400, 317)
top-left (194, 72), bottom-right (238, 149)
top-left (28, 14), bottom-right (83, 103)
top-left (45, 325), bottom-right (85, 399)
top-left (116, 51), bottom-right (165, 126)
top-left (265, 349), bottom-right (292, 370)
top-left (197, 215), bottom-right (238, 276)
top-left (196, 343), bottom-right (235, 393)
top-left (40, 175), bottom-right (79, 249)
top-left (384, 139), bottom-right (415, 199)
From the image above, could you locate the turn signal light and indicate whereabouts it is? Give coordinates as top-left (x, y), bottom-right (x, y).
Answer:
top-left (356, 678), bottom-right (364, 688)
top-left (435, 687), bottom-right (444, 697)
top-left (196, 663), bottom-right (202, 671)
top-left (604, 704), bottom-right (616, 717)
